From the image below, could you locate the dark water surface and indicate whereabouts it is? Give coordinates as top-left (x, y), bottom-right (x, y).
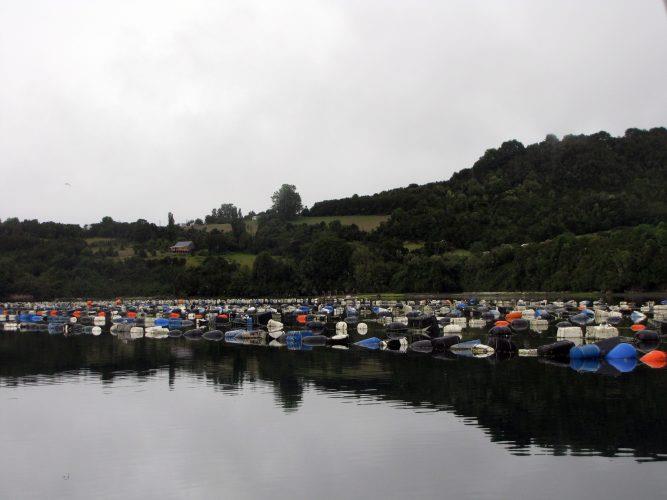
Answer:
top-left (1, 332), bottom-right (666, 499)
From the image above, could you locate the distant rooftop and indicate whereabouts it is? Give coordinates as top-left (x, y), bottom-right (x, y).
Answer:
top-left (171, 241), bottom-right (194, 248)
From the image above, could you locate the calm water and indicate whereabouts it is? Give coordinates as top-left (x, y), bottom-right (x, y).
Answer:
top-left (1, 331), bottom-right (666, 499)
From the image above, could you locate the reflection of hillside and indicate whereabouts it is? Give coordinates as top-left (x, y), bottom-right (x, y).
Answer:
top-left (0, 335), bottom-right (666, 460)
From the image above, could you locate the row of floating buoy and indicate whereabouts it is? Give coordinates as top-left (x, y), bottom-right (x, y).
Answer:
top-left (1, 297), bottom-right (665, 373)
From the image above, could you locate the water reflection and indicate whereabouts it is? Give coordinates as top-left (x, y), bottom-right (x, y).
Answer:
top-left (0, 334), bottom-right (666, 462)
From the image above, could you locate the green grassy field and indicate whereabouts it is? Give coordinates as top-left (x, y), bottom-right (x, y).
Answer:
top-left (191, 223), bottom-right (233, 232)
top-left (403, 241), bottom-right (425, 251)
top-left (185, 255), bottom-right (206, 268)
top-left (295, 215), bottom-right (388, 232)
top-left (195, 216), bottom-right (384, 233)
top-left (85, 237), bottom-right (135, 258)
top-left (226, 252), bottom-right (257, 268)
top-left (443, 249), bottom-right (473, 258)
top-left (195, 220), bottom-right (258, 235)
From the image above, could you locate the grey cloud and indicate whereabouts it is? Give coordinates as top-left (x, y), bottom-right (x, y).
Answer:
top-left (0, 0), bottom-right (665, 224)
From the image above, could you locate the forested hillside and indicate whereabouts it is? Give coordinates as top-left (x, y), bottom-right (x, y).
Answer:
top-left (309, 128), bottom-right (667, 250)
top-left (1, 128), bottom-right (665, 299)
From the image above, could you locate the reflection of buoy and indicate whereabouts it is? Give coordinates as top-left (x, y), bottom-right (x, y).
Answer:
top-left (640, 350), bottom-right (667, 369)
top-left (471, 344), bottom-right (495, 357)
top-left (302, 335), bottom-right (328, 346)
top-left (202, 330), bottom-right (224, 341)
top-left (634, 330), bottom-right (658, 341)
top-left (431, 335), bottom-right (461, 352)
top-left (268, 330), bottom-right (284, 340)
top-left (331, 331), bottom-right (349, 341)
top-left (354, 337), bottom-right (381, 350)
top-left (145, 327), bottom-right (169, 339)
top-left (409, 339), bottom-right (433, 354)
top-left (357, 322), bottom-right (368, 335)
top-left (129, 327), bottom-right (144, 339)
top-left (537, 340), bottom-right (574, 358)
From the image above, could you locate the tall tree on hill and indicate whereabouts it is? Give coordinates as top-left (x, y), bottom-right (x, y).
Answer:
top-left (167, 212), bottom-right (176, 239)
top-left (271, 184), bottom-right (302, 220)
top-left (206, 203), bottom-right (242, 223)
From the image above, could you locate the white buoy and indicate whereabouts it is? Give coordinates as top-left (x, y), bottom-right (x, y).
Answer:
top-left (443, 324), bottom-right (463, 334)
top-left (145, 327), bottom-right (168, 339)
top-left (129, 326), bottom-right (145, 339)
top-left (268, 329), bottom-right (284, 340)
top-left (91, 326), bottom-right (102, 336)
top-left (357, 323), bottom-right (368, 335)
top-left (267, 320), bottom-right (284, 339)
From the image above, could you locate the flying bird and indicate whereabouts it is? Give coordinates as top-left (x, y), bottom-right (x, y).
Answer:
top-left (65, 182), bottom-right (71, 187)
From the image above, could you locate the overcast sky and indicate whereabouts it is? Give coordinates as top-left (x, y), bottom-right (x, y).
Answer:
top-left (1, 0), bottom-right (665, 225)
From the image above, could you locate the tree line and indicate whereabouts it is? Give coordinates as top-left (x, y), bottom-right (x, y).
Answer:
top-left (1, 129), bottom-right (666, 299)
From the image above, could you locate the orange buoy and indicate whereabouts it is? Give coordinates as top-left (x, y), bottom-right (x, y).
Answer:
top-left (506, 311), bottom-right (522, 321)
top-left (127, 311), bottom-right (137, 318)
top-left (169, 312), bottom-right (180, 318)
top-left (631, 324), bottom-right (646, 332)
top-left (640, 350), bottom-right (667, 369)
top-left (97, 311), bottom-right (106, 317)
top-left (297, 314), bottom-right (307, 324)
top-left (495, 320), bottom-right (510, 327)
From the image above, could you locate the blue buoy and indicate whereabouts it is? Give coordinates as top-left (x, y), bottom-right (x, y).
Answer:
top-left (605, 343), bottom-right (637, 360)
top-left (354, 337), bottom-right (382, 350)
top-left (569, 344), bottom-right (601, 359)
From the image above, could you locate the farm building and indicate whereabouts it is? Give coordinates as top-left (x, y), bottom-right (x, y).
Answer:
top-left (170, 241), bottom-right (195, 254)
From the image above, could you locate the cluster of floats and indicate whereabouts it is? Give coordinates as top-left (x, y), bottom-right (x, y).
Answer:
top-left (1, 297), bottom-right (666, 374)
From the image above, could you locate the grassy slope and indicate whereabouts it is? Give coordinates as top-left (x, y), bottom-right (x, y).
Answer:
top-left (85, 237), bottom-right (135, 258)
top-left (295, 215), bottom-right (388, 232)
top-left (195, 220), bottom-right (258, 235)
top-left (225, 252), bottom-right (257, 269)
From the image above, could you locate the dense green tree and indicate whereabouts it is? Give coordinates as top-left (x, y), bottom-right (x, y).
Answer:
top-left (205, 203), bottom-right (242, 223)
top-left (271, 184), bottom-right (303, 220)
top-left (302, 234), bottom-right (352, 291)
